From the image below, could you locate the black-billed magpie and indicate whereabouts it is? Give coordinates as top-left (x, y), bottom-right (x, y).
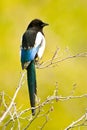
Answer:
top-left (21, 19), bottom-right (48, 115)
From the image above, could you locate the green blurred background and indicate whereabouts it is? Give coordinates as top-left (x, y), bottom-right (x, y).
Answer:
top-left (0, 0), bottom-right (87, 129)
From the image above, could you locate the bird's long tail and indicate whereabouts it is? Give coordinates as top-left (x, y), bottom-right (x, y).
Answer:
top-left (27, 60), bottom-right (36, 116)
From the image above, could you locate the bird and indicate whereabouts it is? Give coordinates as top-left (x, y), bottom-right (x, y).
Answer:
top-left (20, 19), bottom-right (48, 115)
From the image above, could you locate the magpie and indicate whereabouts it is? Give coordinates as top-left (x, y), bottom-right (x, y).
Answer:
top-left (21, 19), bottom-right (48, 115)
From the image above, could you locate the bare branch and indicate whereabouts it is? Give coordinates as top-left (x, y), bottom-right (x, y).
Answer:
top-left (1, 90), bottom-right (87, 129)
top-left (64, 113), bottom-right (87, 130)
top-left (15, 93), bottom-right (87, 119)
top-left (0, 51), bottom-right (87, 129)
top-left (0, 72), bottom-right (26, 123)
top-left (36, 52), bottom-right (87, 69)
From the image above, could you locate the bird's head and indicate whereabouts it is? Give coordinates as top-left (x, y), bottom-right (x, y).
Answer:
top-left (27, 19), bottom-right (48, 30)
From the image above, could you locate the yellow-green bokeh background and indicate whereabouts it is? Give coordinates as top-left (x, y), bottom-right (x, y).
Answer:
top-left (0, 0), bottom-right (87, 129)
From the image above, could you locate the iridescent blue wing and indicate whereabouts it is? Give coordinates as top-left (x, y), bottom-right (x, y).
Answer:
top-left (21, 45), bottom-right (40, 69)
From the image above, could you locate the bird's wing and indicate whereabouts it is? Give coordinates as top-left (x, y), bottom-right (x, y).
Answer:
top-left (21, 46), bottom-right (40, 69)
top-left (22, 29), bottom-right (37, 48)
top-left (21, 29), bottom-right (38, 69)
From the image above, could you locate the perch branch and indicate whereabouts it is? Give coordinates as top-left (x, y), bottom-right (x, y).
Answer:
top-left (37, 52), bottom-right (87, 69)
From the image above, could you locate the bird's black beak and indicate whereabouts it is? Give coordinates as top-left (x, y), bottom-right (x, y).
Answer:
top-left (42, 22), bottom-right (49, 27)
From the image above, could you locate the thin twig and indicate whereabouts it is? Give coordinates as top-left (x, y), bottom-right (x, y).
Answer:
top-left (2, 91), bottom-right (14, 121)
top-left (23, 110), bottom-right (40, 130)
top-left (64, 113), bottom-right (87, 130)
top-left (51, 48), bottom-right (59, 64)
top-left (13, 103), bottom-right (20, 130)
top-left (39, 107), bottom-right (53, 130)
